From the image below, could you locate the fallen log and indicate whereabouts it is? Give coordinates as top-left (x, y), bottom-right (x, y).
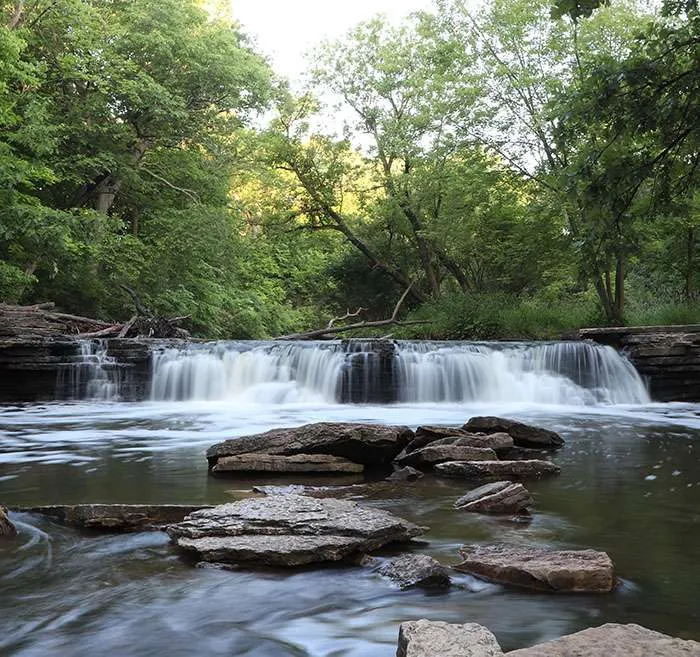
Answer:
top-left (276, 286), bottom-right (427, 340)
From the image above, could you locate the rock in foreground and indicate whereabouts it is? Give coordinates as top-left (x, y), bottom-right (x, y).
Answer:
top-left (456, 544), bottom-right (614, 593)
top-left (378, 554), bottom-right (451, 590)
top-left (435, 460), bottom-right (560, 480)
top-left (464, 417), bottom-right (564, 449)
top-left (167, 494), bottom-right (425, 567)
top-left (207, 422), bottom-right (413, 469)
top-left (454, 481), bottom-right (533, 515)
top-left (397, 619), bottom-right (503, 657)
top-left (1, 506), bottom-right (17, 538)
top-left (507, 623), bottom-right (700, 656)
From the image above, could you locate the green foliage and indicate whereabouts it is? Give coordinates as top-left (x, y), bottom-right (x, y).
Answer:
top-left (398, 293), bottom-right (602, 340)
top-left (1, 0), bottom-right (696, 339)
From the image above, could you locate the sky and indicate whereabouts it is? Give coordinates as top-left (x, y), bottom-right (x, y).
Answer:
top-left (230, 0), bottom-right (435, 85)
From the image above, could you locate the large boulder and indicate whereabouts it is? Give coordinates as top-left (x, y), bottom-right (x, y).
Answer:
top-left (435, 460), bottom-right (560, 480)
top-left (0, 506), bottom-right (17, 538)
top-left (21, 504), bottom-right (211, 532)
top-left (167, 494), bottom-right (425, 567)
top-left (397, 619), bottom-right (504, 657)
top-left (464, 417), bottom-right (564, 449)
top-left (207, 422), bottom-right (414, 469)
top-left (397, 445), bottom-right (498, 469)
top-left (507, 623), bottom-right (700, 656)
top-left (455, 544), bottom-right (614, 593)
top-left (454, 481), bottom-right (533, 515)
top-left (211, 453), bottom-right (364, 475)
top-left (378, 554), bottom-right (451, 590)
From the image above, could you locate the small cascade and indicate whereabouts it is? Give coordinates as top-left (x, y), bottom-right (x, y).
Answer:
top-left (56, 340), bottom-right (121, 401)
top-left (394, 341), bottom-right (650, 405)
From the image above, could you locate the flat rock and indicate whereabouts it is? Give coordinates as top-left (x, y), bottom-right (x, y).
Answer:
top-left (167, 494), bottom-right (425, 567)
top-left (397, 619), bottom-right (504, 657)
top-left (454, 481), bottom-right (533, 514)
top-left (207, 422), bottom-right (414, 468)
top-left (19, 504), bottom-right (211, 532)
top-left (212, 453), bottom-right (364, 474)
top-left (378, 554), bottom-right (451, 590)
top-left (507, 623), bottom-right (700, 656)
top-left (464, 417), bottom-right (564, 449)
top-left (435, 460), bottom-right (560, 480)
top-left (0, 506), bottom-right (17, 538)
top-left (455, 543), bottom-right (614, 592)
top-left (397, 445), bottom-right (498, 469)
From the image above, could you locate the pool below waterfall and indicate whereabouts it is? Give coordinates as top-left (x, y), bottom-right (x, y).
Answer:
top-left (1, 340), bottom-right (699, 656)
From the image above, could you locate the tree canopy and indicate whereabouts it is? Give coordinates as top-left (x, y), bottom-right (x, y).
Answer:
top-left (1, 0), bottom-right (698, 337)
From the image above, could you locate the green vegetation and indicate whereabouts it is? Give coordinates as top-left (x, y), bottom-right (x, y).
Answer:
top-left (1, 0), bottom-right (698, 338)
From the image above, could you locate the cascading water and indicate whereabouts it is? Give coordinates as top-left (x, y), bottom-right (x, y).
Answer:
top-left (56, 339), bottom-right (121, 401)
top-left (150, 342), bottom-right (350, 403)
top-left (148, 339), bottom-right (650, 405)
top-left (394, 341), bottom-right (650, 405)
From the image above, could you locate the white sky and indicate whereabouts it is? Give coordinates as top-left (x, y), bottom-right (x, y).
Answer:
top-left (231, 0), bottom-right (435, 85)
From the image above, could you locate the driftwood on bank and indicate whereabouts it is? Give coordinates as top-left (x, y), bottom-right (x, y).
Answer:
top-left (276, 287), bottom-right (427, 340)
top-left (0, 303), bottom-right (189, 339)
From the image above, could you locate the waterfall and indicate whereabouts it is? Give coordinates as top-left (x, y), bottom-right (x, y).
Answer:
top-left (393, 341), bottom-right (650, 405)
top-left (56, 339), bottom-right (121, 401)
top-left (149, 339), bottom-right (649, 405)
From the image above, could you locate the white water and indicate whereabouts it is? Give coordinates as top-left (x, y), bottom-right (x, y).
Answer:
top-left (150, 342), bottom-right (347, 403)
top-left (56, 339), bottom-right (120, 401)
top-left (149, 340), bottom-right (650, 406)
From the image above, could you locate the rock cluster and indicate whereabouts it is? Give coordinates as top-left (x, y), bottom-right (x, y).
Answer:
top-left (205, 417), bottom-right (564, 479)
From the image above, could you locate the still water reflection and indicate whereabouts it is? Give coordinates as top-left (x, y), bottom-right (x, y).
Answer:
top-left (1, 400), bottom-right (699, 655)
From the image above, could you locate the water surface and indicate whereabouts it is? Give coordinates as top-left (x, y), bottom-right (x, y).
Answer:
top-left (2, 398), bottom-right (699, 656)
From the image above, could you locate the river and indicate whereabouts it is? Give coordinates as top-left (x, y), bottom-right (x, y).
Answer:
top-left (1, 340), bottom-right (699, 655)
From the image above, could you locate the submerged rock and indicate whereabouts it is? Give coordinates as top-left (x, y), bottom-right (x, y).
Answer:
top-left (207, 422), bottom-right (414, 470)
top-left (386, 466), bottom-right (424, 482)
top-left (0, 506), bottom-right (17, 538)
top-left (435, 460), bottom-right (560, 480)
top-left (212, 453), bottom-right (364, 474)
top-left (454, 481), bottom-right (533, 515)
top-left (397, 619), bottom-right (504, 657)
top-left (507, 622), bottom-right (700, 656)
top-left (378, 554), bottom-right (451, 590)
top-left (464, 417), bottom-right (564, 449)
top-left (20, 504), bottom-right (211, 532)
top-left (455, 543), bottom-right (615, 593)
top-left (397, 445), bottom-right (498, 469)
top-left (167, 494), bottom-right (425, 567)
